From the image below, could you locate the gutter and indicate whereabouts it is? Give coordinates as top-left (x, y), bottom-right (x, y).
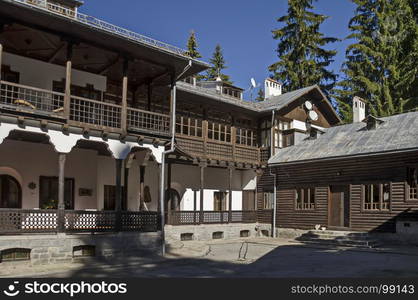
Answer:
top-left (159, 60), bottom-right (192, 256)
top-left (269, 109), bottom-right (277, 238)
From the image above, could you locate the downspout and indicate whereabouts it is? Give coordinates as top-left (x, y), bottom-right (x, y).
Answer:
top-left (159, 60), bottom-right (192, 256)
top-left (269, 109), bottom-right (277, 238)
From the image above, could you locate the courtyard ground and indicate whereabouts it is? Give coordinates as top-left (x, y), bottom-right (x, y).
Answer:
top-left (2, 238), bottom-right (418, 278)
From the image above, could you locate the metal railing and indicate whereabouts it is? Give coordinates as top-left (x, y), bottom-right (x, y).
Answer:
top-left (127, 107), bottom-right (170, 136)
top-left (11, 0), bottom-right (188, 56)
top-left (0, 80), bottom-right (65, 116)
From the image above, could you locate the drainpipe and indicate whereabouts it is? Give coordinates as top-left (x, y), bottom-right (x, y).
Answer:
top-left (159, 60), bottom-right (192, 256)
top-left (269, 109), bottom-right (277, 238)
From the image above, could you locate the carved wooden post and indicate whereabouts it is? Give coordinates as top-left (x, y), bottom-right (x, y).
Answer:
top-left (228, 166), bottom-right (233, 223)
top-left (199, 162), bottom-right (206, 224)
top-left (121, 59), bottom-right (128, 133)
top-left (57, 153), bottom-right (66, 233)
top-left (64, 43), bottom-right (73, 119)
top-left (115, 159), bottom-right (123, 231)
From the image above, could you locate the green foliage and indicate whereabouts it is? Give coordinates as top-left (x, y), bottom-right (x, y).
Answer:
top-left (335, 0), bottom-right (418, 122)
top-left (255, 88), bottom-right (265, 101)
top-left (185, 30), bottom-right (202, 59)
top-left (269, 0), bottom-right (339, 97)
top-left (204, 44), bottom-right (232, 84)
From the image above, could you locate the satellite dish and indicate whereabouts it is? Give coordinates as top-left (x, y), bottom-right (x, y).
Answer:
top-left (304, 100), bottom-right (313, 110)
top-left (250, 78), bottom-right (257, 89)
top-left (308, 110), bottom-right (319, 121)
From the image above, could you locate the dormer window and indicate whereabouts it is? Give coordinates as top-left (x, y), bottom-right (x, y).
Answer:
top-left (363, 115), bottom-right (384, 130)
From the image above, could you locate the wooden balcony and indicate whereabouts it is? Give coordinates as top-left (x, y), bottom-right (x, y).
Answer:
top-left (175, 116), bottom-right (260, 165)
top-left (0, 208), bottom-right (160, 234)
top-left (0, 80), bottom-right (170, 136)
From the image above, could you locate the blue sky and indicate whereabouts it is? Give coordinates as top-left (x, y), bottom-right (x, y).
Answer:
top-left (81, 0), bottom-right (357, 98)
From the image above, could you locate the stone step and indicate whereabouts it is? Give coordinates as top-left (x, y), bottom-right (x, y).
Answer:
top-left (304, 233), bottom-right (374, 241)
top-left (298, 237), bottom-right (379, 248)
top-left (308, 230), bottom-right (369, 237)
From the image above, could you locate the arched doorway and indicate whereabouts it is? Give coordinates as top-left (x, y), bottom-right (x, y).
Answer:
top-left (0, 175), bottom-right (22, 208)
top-left (165, 188), bottom-right (181, 212)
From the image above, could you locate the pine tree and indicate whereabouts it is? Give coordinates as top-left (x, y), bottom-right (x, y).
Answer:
top-left (204, 44), bottom-right (232, 83)
top-left (335, 0), bottom-right (418, 121)
top-left (185, 30), bottom-right (202, 59)
top-left (255, 88), bottom-right (265, 101)
top-left (269, 0), bottom-right (339, 96)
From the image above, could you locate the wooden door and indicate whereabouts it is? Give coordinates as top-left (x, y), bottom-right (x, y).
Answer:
top-left (329, 185), bottom-right (350, 228)
top-left (242, 190), bottom-right (255, 210)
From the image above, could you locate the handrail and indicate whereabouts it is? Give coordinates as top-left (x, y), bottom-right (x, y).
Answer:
top-left (127, 106), bottom-right (169, 118)
top-left (10, 0), bottom-right (189, 57)
top-left (70, 94), bottom-right (121, 108)
top-left (0, 80), bottom-right (65, 96)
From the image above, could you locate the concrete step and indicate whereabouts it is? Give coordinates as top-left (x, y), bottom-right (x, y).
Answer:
top-left (297, 230), bottom-right (379, 249)
top-left (298, 236), bottom-right (379, 248)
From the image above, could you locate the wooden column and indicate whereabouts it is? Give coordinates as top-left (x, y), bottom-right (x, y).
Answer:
top-left (121, 59), bottom-right (128, 133)
top-left (57, 153), bottom-right (66, 232)
top-left (228, 166), bottom-right (233, 223)
top-left (231, 126), bottom-right (237, 161)
top-left (0, 43), bottom-right (3, 81)
top-left (166, 162), bottom-right (172, 224)
top-left (124, 165), bottom-right (129, 211)
top-left (115, 159), bottom-right (123, 231)
top-left (199, 163), bottom-right (206, 224)
top-left (139, 165), bottom-right (145, 210)
top-left (64, 43), bottom-right (73, 119)
top-left (193, 190), bottom-right (197, 224)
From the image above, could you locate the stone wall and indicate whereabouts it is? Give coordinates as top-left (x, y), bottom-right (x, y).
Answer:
top-left (0, 232), bottom-right (161, 265)
top-left (165, 223), bottom-right (272, 242)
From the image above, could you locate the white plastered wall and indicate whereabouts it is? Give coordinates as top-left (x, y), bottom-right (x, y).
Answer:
top-left (0, 139), bottom-right (160, 211)
top-left (170, 164), bottom-right (256, 211)
top-left (3, 52), bottom-right (107, 92)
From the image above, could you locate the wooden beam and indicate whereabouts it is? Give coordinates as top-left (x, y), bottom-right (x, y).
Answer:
top-left (57, 153), bottom-right (66, 232)
top-left (228, 166), bottom-right (233, 222)
top-left (98, 55), bottom-right (120, 75)
top-left (121, 58), bottom-right (128, 133)
top-left (63, 42), bottom-right (73, 119)
top-left (199, 162), bottom-right (206, 224)
top-left (47, 42), bottom-right (66, 63)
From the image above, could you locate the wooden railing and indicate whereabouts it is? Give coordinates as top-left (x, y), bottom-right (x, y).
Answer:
top-left (167, 210), bottom-right (259, 225)
top-left (0, 80), bottom-right (170, 136)
top-left (260, 147), bottom-right (271, 163)
top-left (0, 209), bottom-right (160, 234)
top-left (175, 117), bottom-right (260, 164)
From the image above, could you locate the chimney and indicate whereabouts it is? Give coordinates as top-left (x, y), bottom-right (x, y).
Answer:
top-left (353, 96), bottom-right (366, 123)
top-left (264, 78), bottom-right (282, 100)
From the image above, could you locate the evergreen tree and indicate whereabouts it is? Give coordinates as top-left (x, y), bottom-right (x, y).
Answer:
top-left (185, 30), bottom-right (202, 59)
top-left (269, 0), bottom-right (338, 96)
top-left (204, 44), bottom-right (232, 83)
top-left (255, 88), bottom-right (265, 101)
top-left (335, 0), bottom-right (418, 121)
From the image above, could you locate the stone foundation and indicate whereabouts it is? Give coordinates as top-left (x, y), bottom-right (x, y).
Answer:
top-left (165, 223), bottom-right (272, 242)
top-left (0, 232), bottom-right (162, 265)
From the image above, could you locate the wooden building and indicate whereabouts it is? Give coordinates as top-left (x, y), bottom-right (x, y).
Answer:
top-left (268, 104), bottom-right (418, 233)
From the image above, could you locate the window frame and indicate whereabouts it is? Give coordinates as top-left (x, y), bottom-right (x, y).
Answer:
top-left (294, 188), bottom-right (316, 211)
top-left (213, 191), bottom-right (228, 211)
top-left (362, 183), bottom-right (391, 212)
top-left (406, 167), bottom-right (418, 201)
top-left (262, 192), bottom-right (274, 210)
top-left (39, 176), bottom-right (74, 210)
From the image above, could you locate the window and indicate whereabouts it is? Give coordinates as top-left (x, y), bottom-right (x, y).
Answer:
top-left (0, 175), bottom-right (21, 208)
top-left (104, 185), bottom-right (127, 211)
top-left (295, 188), bottom-right (315, 210)
top-left (39, 176), bottom-right (74, 209)
top-left (213, 192), bottom-right (227, 211)
top-left (1, 248), bottom-right (30, 262)
top-left (208, 122), bottom-right (231, 142)
top-left (263, 192), bottom-right (274, 209)
top-left (73, 245), bottom-right (95, 258)
top-left (236, 128), bottom-right (257, 147)
top-left (363, 183), bottom-right (390, 211)
top-left (175, 116), bottom-right (202, 137)
top-left (407, 167), bottom-right (418, 200)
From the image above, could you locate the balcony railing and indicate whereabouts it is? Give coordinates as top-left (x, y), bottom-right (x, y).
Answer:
top-left (175, 115), bottom-right (260, 164)
top-left (0, 208), bottom-right (160, 234)
top-left (167, 210), bottom-right (263, 226)
top-left (12, 0), bottom-right (188, 57)
top-left (0, 80), bottom-right (171, 136)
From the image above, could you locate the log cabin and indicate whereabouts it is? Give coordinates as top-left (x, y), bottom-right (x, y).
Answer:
top-left (268, 97), bottom-right (418, 237)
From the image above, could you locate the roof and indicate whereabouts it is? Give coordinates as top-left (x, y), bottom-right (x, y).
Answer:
top-left (1, 0), bottom-right (209, 78)
top-left (177, 82), bottom-right (340, 119)
top-left (268, 112), bottom-right (418, 166)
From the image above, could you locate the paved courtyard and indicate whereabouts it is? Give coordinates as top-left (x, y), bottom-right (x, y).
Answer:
top-left (2, 238), bottom-right (418, 278)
